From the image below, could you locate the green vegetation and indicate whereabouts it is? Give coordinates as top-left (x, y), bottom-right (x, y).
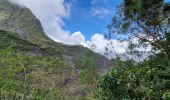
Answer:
top-left (0, 1), bottom-right (112, 96)
top-left (0, 28), bottom-right (109, 99)
top-left (0, 0), bottom-right (48, 44)
top-left (78, 51), bottom-right (101, 99)
top-left (80, 51), bottom-right (99, 85)
top-left (0, 30), bottom-right (68, 99)
top-left (0, 30), bottom-right (86, 99)
top-left (95, 0), bottom-right (170, 99)
top-left (2, 0), bottom-right (170, 99)
top-left (95, 56), bottom-right (170, 99)
top-left (0, 47), bottom-right (65, 99)
top-left (0, 1), bottom-right (112, 99)
top-left (0, 12), bottom-right (9, 21)
top-left (0, 30), bottom-right (77, 99)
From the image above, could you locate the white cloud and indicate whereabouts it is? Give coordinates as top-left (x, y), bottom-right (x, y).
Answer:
top-left (90, 7), bottom-right (110, 19)
top-left (8, 0), bottom-right (83, 44)
top-left (90, 0), bottom-right (110, 19)
top-left (8, 0), bottom-right (144, 59)
top-left (85, 33), bottom-right (129, 58)
top-left (91, 0), bottom-right (109, 5)
top-left (70, 31), bottom-right (85, 45)
top-left (86, 34), bottom-right (108, 53)
top-left (8, 0), bottom-right (129, 57)
top-left (85, 34), bottom-right (152, 60)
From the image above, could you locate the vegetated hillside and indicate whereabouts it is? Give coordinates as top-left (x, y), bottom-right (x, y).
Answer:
top-left (0, 0), bottom-right (48, 43)
top-left (0, 1), bottom-right (113, 99)
top-left (0, 0), bottom-right (112, 71)
top-left (0, 30), bottom-right (78, 99)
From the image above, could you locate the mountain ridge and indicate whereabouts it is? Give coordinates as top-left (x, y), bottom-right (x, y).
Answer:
top-left (0, 0), bottom-right (112, 70)
top-left (0, 1), bottom-right (113, 99)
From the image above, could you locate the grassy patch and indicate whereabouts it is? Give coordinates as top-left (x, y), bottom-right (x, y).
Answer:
top-left (0, 12), bottom-right (9, 21)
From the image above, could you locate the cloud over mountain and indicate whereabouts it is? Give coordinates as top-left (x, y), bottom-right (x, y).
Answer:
top-left (8, 0), bottom-right (84, 44)
top-left (85, 33), bottom-right (129, 58)
top-left (8, 0), bottom-right (128, 58)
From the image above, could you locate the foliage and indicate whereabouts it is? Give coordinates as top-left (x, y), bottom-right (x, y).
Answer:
top-left (0, 47), bottom-right (67, 99)
top-left (108, 0), bottom-right (170, 58)
top-left (0, 26), bottom-right (111, 99)
top-left (0, 1), bottom-right (113, 99)
top-left (95, 0), bottom-right (170, 100)
top-left (80, 51), bottom-right (99, 85)
top-left (95, 56), bottom-right (170, 99)
top-left (0, 0), bottom-right (47, 44)
top-left (78, 51), bottom-right (101, 99)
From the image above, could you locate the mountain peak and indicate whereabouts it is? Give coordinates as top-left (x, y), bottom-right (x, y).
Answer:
top-left (0, 0), bottom-right (47, 43)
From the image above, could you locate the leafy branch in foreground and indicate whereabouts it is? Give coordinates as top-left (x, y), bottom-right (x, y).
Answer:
top-left (108, 0), bottom-right (170, 59)
top-left (95, 0), bottom-right (170, 100)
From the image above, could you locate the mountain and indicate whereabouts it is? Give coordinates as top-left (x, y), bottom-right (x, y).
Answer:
top-left (0, 0), bottom-right (48, 43)
top-left (0, 0), bottom-right (112, 71)
top-left (0, 0), bottom-right (113, 99)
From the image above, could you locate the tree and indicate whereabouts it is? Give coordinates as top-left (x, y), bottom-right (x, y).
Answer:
top-left (95, 0), bottom-right (170, 99)
top-left (95, 56), bottom-right (170, 99)
top-left (80, 51), bottom-right (99, 85)
top-left (108, 0), bottom-right (170, 58)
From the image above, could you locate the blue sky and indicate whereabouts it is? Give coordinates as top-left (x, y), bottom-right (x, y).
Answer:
top-left (63, 0), bottom-right (122, 40)
top-left (9, 0), bottom-right (169, 42)
top-left (166, 0), bottom-right (170, 2)
top-left (63, 0), bottom-right (170, 40)
top-left (8, 0), bottom-right (170, 58)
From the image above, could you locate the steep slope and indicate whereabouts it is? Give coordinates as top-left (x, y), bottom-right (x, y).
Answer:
top-left (0, 0), bottom-right (48, 43)
top-left (0, 0), bottom-right (112, 71)
top-left (0, 30), bottom-right (80, 99)
top-left (1, 30), bottom-right (110, 99)
top-left (0, 0), bottom-right (113, 99)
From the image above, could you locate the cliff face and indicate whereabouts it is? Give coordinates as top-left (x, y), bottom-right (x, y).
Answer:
top-left (0, 0), bottom-right (47, 43)
top-left (0, 0), bottom-right (113, 99)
